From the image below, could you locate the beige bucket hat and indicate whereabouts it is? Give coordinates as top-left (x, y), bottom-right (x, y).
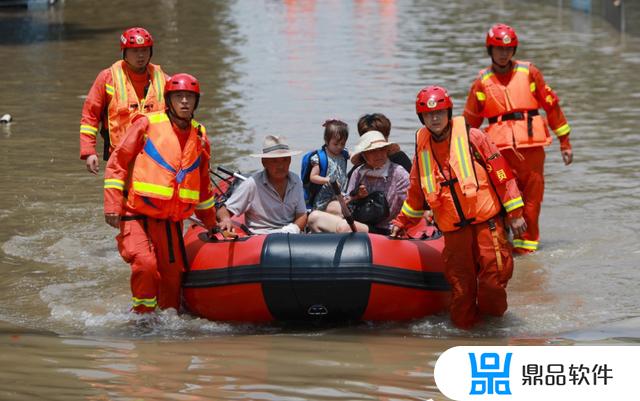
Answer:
top-left (250, 135), bottom-right (302, 158)
top-left (350, 130), bottom-right (400, 165)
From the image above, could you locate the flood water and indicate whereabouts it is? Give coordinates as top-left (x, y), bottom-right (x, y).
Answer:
top-left (1, 0), bottom-right (639, 400)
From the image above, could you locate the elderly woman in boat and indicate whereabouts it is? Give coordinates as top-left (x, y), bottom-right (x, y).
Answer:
top-left (307, 130), bottom-right (409, 235)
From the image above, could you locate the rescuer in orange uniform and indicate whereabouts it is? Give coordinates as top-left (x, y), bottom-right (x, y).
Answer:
top-left (104, 73), bottom-right (216, 313)
top-left (80, 27), bottom-right (168, 175)
top-left (391, 86), bottom-right (527, 329)
top-left (464, 23), bottom-right (573, 254)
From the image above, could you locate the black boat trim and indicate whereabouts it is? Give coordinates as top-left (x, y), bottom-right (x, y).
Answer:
top-left (182, 264), bottom-right (450, 291)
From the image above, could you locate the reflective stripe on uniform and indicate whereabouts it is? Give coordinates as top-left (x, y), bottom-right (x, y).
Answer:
top-left (132, 296), bottom-right (157, 308)
top-left (476, 91), bottom-right (486, 101)
top-left (555, 123), bottom-right (571, 137)
top-left (133, 181), bottom-right (174, 198)
top-left (514, 63), bottom-right (529, 74)
top-left (179, 188), bottom-right (200, 201)
top-left (419, 150), bottom-right (436, 194)
top-left (401, 201), bottom-right (425, 218)
top-left (530, 82), bottom-right (536, 92)
top-left (105, 83), bottom-right (115, 96)
top-left (481, 70), bottom-right (494, 82)
top-left (148, 113), bottom-right (170, 124)
top-left (153, 70), bottom-right (164, 103)
top-left (503, 197), bottom-right (524, 213)
top-left (104, 178), bottom-right (125, 190)
top-left (454, 134), bottom-right (472, 181)
top-left (513, 239), bottom-right (538, 251)
top-left (196, 196), bottom-right (215, 210)
top-left (80, 124), bottom-right (98, 137)
top-left (114, 65), bottom-right (127, 104)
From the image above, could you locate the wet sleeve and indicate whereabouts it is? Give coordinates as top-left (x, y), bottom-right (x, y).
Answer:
top-left (194, 137), bottom-right (217, 229)
top-left (470, 129), bottom-right (523, 219)
top-left (392, 154), bottom-right (429, 229)
top-left (80, 69), bottom-right (110, 159)
top-left (103, 117), bottom-right (148, 215)
top-left (463, 77), bottom-right (486, 129)
top-left (530, 64), bottom-right (571, 149)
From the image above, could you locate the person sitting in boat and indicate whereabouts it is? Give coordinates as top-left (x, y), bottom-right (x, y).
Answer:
top-left (217, 135), bottom-right (308, 234)
top-left (301, 119), bottom-right (349, 214)
top-left (346, 113), bottom-right (412, 181)
top-left (307, 131), bottom-right (409, 235)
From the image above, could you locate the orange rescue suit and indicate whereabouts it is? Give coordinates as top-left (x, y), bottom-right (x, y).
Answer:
top-left (104, 112), bottom-right (216, 313)
top-left (464, 60), bottom-right (572, 252)
top-left (394, 117), bottom-right (524, 329)
top-left (79, 61), bottom-right (167, 160)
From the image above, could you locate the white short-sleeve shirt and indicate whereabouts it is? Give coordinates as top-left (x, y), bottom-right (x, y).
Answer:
top-left (224, 170), bottom-right (307, 234)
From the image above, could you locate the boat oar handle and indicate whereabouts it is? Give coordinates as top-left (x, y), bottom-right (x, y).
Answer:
top-left (217, 166), bottom-right (248, 181)
top-left (331, 180), bottom-right (357, 233)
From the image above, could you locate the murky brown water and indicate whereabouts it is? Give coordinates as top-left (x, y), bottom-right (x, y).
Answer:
top-left (1, 1), bottom-right (639, 400)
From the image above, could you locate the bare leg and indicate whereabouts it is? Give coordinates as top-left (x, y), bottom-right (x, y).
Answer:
top-left (324, 200), bottom-right (344, 217)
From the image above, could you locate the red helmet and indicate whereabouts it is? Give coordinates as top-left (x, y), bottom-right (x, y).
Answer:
top-left (416, 85), bottom-right (453, 115)
top-left (486, 23), bottom-right (518, 48)
top-left (165, 73), bottom-right (201, 96)
top-left (120, 27), bottom-right (153, 50)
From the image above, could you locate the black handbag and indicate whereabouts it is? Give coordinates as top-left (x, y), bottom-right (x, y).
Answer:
top-left (348, 191), bottom-right (390, 224)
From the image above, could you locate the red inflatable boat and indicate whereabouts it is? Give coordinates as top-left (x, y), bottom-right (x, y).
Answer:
top-left (182, 226), bottom-right (450, 323)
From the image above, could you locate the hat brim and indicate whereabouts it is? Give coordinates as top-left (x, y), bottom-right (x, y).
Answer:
top-left (351, 142), bottom-right (400, 165)
top-left (250, 149), bottom-right (302, 158)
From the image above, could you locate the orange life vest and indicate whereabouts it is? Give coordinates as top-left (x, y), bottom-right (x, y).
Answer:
top-left (107, 61), bottom-right (166, 152)
top-left (477, 60), bottom-right (551, 150)
top-left (127, 112), bottom-right (206, 221)
top-left (416, 117), bottom-right (501, 232)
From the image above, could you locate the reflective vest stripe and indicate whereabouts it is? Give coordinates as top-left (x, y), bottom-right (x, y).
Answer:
top-left (555, 123), bottom-right (571, 137)
top-left (105, 83), bottom-right (115, 96)
top-left (514, 63), bottom-right (529, 74)
top-left (419, 150), bottom-right (436, 194)
top-left (104, 178), bottom-right (125, 190)
top-left (454, 134), bottom-right (472, 181)
top-left (153, 70), bottom-right (164, 103)
top-left (530, 82), bottom-right (536, 92)
top-left (476, 91), bottom-right (486, 101)
top-left (503, 196), bottom-right (524, 213)
top-left (481, 70), bottom-right (494, 82)
top-left (114, 65), bottom-right (127, 104)
top-left (401, 201), bottom-right (425, 218)
top-left (80, 124), bottom-right (98, 137)
top-left (148, 112), bottom-right (170, 124)
top-left (179, 188), bottom-right (200, 201)
top-left (143, 139), bottom-right (177, 174)
top-left (133, 181), bottom-right (174, 198)
top-left (196, 196), bottom-right (215, 210)
top-left (513, 239), bottom-right (539, 250)
top-left (132, 296), bottom-right (157, 308)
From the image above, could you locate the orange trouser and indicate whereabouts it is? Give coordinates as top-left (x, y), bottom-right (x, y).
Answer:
top-left (116, 216), bottom-right (187, 313)
top-left (442, 218), bottom-right (514, 329)
top-left (503, 147), bottom-right (545, 252)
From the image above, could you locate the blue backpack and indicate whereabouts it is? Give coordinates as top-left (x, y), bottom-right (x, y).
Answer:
top-left (300, 146), bottom-right (349, 209)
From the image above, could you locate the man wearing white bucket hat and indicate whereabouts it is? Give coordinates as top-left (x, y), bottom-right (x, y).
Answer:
top-left (217, 135), bottom-right (307, 234)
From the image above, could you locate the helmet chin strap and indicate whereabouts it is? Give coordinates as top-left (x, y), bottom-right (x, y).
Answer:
top-left (428, 121), bottom-right (452, 142)
top-left (166, 102), bottom-right (192, 127)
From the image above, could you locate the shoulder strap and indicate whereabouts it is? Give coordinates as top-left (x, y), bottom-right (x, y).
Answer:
top-left (317, 147), bottom-right (329, 177)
